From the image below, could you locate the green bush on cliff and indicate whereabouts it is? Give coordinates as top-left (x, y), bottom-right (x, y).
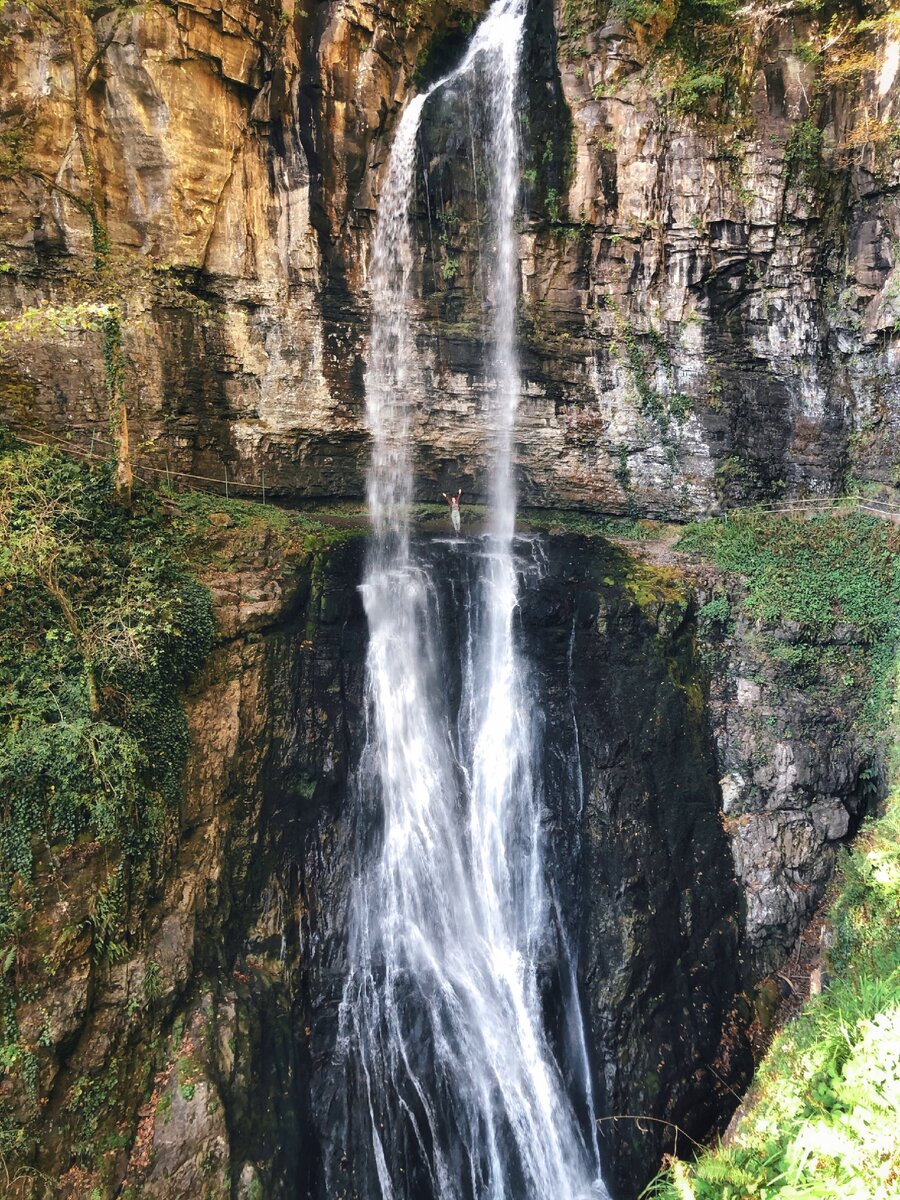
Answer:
top-left (678, 510), bottom-right (899, 743)
top-left (0, 432), bottom-right (215, 941)
top-left (677, 511), bottom-right (899, 642)
top-left (646, 513), bottom-right (900, 1200)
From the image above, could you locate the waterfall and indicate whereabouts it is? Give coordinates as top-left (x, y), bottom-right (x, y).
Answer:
top-left (339, 3), bottom-right (610, 1197)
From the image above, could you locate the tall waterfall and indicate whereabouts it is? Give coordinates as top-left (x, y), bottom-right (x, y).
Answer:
top-left (340, 3), bottom-right (610, 1197)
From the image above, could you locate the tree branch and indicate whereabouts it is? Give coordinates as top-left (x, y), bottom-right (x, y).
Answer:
top-left (81, 12), bottom-right (126, 84)
top-left (32, 0), bottom-right (63, 24)
top-left (27, 168), bottom-right (92, 213)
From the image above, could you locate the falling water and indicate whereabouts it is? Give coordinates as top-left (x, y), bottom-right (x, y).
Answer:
top-left (340, 2), bottom-right (610, 1197)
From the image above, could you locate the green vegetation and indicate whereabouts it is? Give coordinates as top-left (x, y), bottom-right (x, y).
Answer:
top-left (0, 433), bottom-right (215, 907)
top-left (670, 67), bottom-right (726, 115)
top-left (169, 489), bottom-right (363, 562)
top-left (0, 430), bottom-right (367, 1170)
top-left (677, 511), bottom-right (898, 643)
top-left (519, 508), bottom-right (659, 541)
top-left (784, 118), bottom-right (824, 184)
top-left (644, 0), bottom-right (743, 119)
top-left (605, 303), bottom-right (693, 424)
top-left (644, 768), bottom-right (900, 1200)
top-left (648, 509), bottom-right (900, 1200)
top-left (696, 593), bottom-right (731, 633)
top-left (611, 0), bottom-right (671, 22)
top-left (679, 509), bottom-right (899, 735)
top-left (0, 432), bottom-right (218, 1160)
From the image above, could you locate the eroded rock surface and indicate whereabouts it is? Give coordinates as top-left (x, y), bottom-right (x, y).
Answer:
top-left (708, 615), bottom-right (877, 979)
top-left (1, 1), bottom-right (898, 513)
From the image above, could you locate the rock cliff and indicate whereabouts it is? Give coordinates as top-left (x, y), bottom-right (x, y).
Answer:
top-left (1, 492), bottom-right (888, 1198)
top-left (1, 0), bottom-right (898, 514)
top-left (1, 0), bottom-right (897, 1194)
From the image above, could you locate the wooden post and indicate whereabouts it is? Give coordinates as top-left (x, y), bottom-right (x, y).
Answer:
top-left (224, 463), bottom-right (229, 500)
top-left (262, 470), bottom-right (266, 506)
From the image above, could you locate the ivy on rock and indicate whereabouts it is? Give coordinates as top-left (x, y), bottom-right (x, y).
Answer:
top-left (0, 430), bottom-right (215, 951)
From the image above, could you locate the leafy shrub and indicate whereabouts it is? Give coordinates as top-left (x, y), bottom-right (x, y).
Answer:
top-left (671, 67), bottom-right (726, 114)
top-left (677, 511), bottom-right (899, 641)
top-left (0, 436), bottom-right (215, 935)
top-left (785, 118), bottom-right (824, 181)
top-left (611, 0), bottom-right (670, 22)
top-left (697, 593), bottom-right (730, 632)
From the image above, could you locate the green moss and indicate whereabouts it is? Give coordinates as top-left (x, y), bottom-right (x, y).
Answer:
top-left (622, 561), bottom-right (687, 611)
top-left (679, 509), bottom-right (899, 739)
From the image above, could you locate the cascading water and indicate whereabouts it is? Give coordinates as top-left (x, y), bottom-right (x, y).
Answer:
top-left (339, 3), bottom-right (611, 1197)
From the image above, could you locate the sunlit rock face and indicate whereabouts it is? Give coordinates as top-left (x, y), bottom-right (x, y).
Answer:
top-left (1, 0), bottom-right (898, 513)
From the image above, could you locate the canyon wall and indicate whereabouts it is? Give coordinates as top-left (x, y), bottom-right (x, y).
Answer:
top-left (2, 523), bottom-right (750, 1200)
top-left (1, 0), bottom-right (895, 1195)
top-left (1, 0), bottom-right (898, 515)
top-left (1, 514), bottom-right (878, 1198)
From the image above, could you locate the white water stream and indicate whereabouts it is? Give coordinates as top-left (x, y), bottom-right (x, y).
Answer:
top-left (340, 3), bottom-right (610, 1196)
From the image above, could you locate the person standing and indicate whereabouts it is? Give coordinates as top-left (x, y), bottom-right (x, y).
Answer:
top-left (442, 489), bottom-right (462, 534)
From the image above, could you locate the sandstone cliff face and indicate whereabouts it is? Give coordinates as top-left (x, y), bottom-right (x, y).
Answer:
top-left (1, 0), bottom-right (898, 514)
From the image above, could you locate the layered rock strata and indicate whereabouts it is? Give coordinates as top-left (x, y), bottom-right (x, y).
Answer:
top-left (1, 0), bottom-right (898, 515)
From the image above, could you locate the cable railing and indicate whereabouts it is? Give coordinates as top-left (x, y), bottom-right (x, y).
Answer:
top-left (4, 420), bottom-right (900, 522)
top-left (751, 495), bottom-right (900, 522)
top-left (5, 420), bottom-right (271, 499)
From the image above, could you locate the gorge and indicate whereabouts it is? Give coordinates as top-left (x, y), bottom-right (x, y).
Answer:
top-left (0, 1), bottom-right (898, 1199)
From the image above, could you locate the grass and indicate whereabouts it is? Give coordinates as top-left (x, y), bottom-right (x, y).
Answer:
top-left (518, 508), bottom-right (662, 540)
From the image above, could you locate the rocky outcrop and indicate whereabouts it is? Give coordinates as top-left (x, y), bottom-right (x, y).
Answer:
top-left (0, 520), bottom-right (750, 1199)
top-left (707, 610), bottom-right (879, 980)
top-left (2, 0), bottom-right (899, 515)
top-left (293, 533), bottom-right (750, 1200)
top-left (3, 510), bottom-right (886, 1197)
top-left (564, 541), bottom-right (751, 1196)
